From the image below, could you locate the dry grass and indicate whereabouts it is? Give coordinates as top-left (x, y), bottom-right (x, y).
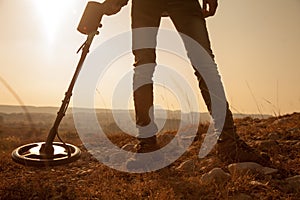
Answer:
top-left (0, 113), bottom-right (300, 199)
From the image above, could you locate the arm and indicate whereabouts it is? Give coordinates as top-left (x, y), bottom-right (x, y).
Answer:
top-left (103, 0), bottom-right (129, 16)
top-left (202, 0), bottom-right (218, 18)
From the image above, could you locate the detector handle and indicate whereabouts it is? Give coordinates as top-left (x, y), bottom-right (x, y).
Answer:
top-left (77, 1), bottom-right (105, 35)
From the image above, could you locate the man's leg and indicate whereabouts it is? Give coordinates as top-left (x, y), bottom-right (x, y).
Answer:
top-left (168, 0), bottom-right (271, 165)
top-left (131, 0), bottom-right (165, 152)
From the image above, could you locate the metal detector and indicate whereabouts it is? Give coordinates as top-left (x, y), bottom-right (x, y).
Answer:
top-left (12, 1), bottom-right (105, 167)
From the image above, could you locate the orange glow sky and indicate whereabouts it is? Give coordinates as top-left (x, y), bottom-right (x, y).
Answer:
top-left (0, 0), bottom-right (300, 115)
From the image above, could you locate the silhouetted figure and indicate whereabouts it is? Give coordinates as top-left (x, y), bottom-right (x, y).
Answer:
top-left (103, 0), bottom-right (271, 166)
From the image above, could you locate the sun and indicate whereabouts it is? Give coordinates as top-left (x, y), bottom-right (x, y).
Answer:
top-left (33, 0), bottom-right (74, 43)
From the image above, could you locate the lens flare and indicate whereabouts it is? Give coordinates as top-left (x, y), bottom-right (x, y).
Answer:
top-left (33, 0), bottom-right (73, 43)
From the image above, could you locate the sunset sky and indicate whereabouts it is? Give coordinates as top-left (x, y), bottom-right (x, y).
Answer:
top-left (0, 0), bottom-right (299, 115)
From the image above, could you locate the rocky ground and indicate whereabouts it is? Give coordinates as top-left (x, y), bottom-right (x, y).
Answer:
top-left (0, 112), bottom-right (300, 199)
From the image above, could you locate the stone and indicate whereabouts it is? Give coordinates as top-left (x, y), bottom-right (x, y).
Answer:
top-left (201, 168), bottom-right (231, 185)
top-left (261, 167), bottom-right (278, 175)
top-left (286, 175), bottom-right (300, 190)
top-left (228, 162), bottom-right (261, 174)
top-left (272, 118), bottom-right (287, 125)
top-left (228, 162), bottom-right (278, 175)
top-left (176, 159), bottom-right (195, 172)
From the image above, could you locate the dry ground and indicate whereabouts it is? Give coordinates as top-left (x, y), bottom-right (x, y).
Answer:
top-left (0, 113), bottom-right (300, 199)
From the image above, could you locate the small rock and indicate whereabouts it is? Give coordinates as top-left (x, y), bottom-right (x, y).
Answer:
top-left (228, 162), bottom-right (261, 174)
top-left (201, 168), bottom-right (231, 185)
top-left (272, 118), bottom-right (284, 125)
top-left (262, 167), bottom-right (278, 175)
top-left (228, 162), bottom-right (278, 175)
top-left (176, 159), bottom-right (195, 172)
top-left (256, 121), bottom-right (266, 128)
top-left (286, 175), bottom-right (300, 190)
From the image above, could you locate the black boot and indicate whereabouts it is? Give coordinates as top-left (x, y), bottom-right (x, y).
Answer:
top-left (216, 131), bottom-right (272, 166)
top-left (216, 108), bottom-right (272, 166)
top-left (134, 136), bottom-right (160, 153)
top-left (126, 136), bottom-right (163, 171)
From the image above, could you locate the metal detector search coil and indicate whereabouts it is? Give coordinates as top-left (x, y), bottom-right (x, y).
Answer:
top-left (77, 1), bottom-right (105, 35)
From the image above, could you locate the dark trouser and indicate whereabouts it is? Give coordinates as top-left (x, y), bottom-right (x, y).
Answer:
top-left (131, 0), bottom-right (237, 141)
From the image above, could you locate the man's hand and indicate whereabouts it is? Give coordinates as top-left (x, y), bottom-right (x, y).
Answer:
top-left (202, 0), bottom-right (218, 18)
top-left (103, 0), bottom-right (128, 16)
